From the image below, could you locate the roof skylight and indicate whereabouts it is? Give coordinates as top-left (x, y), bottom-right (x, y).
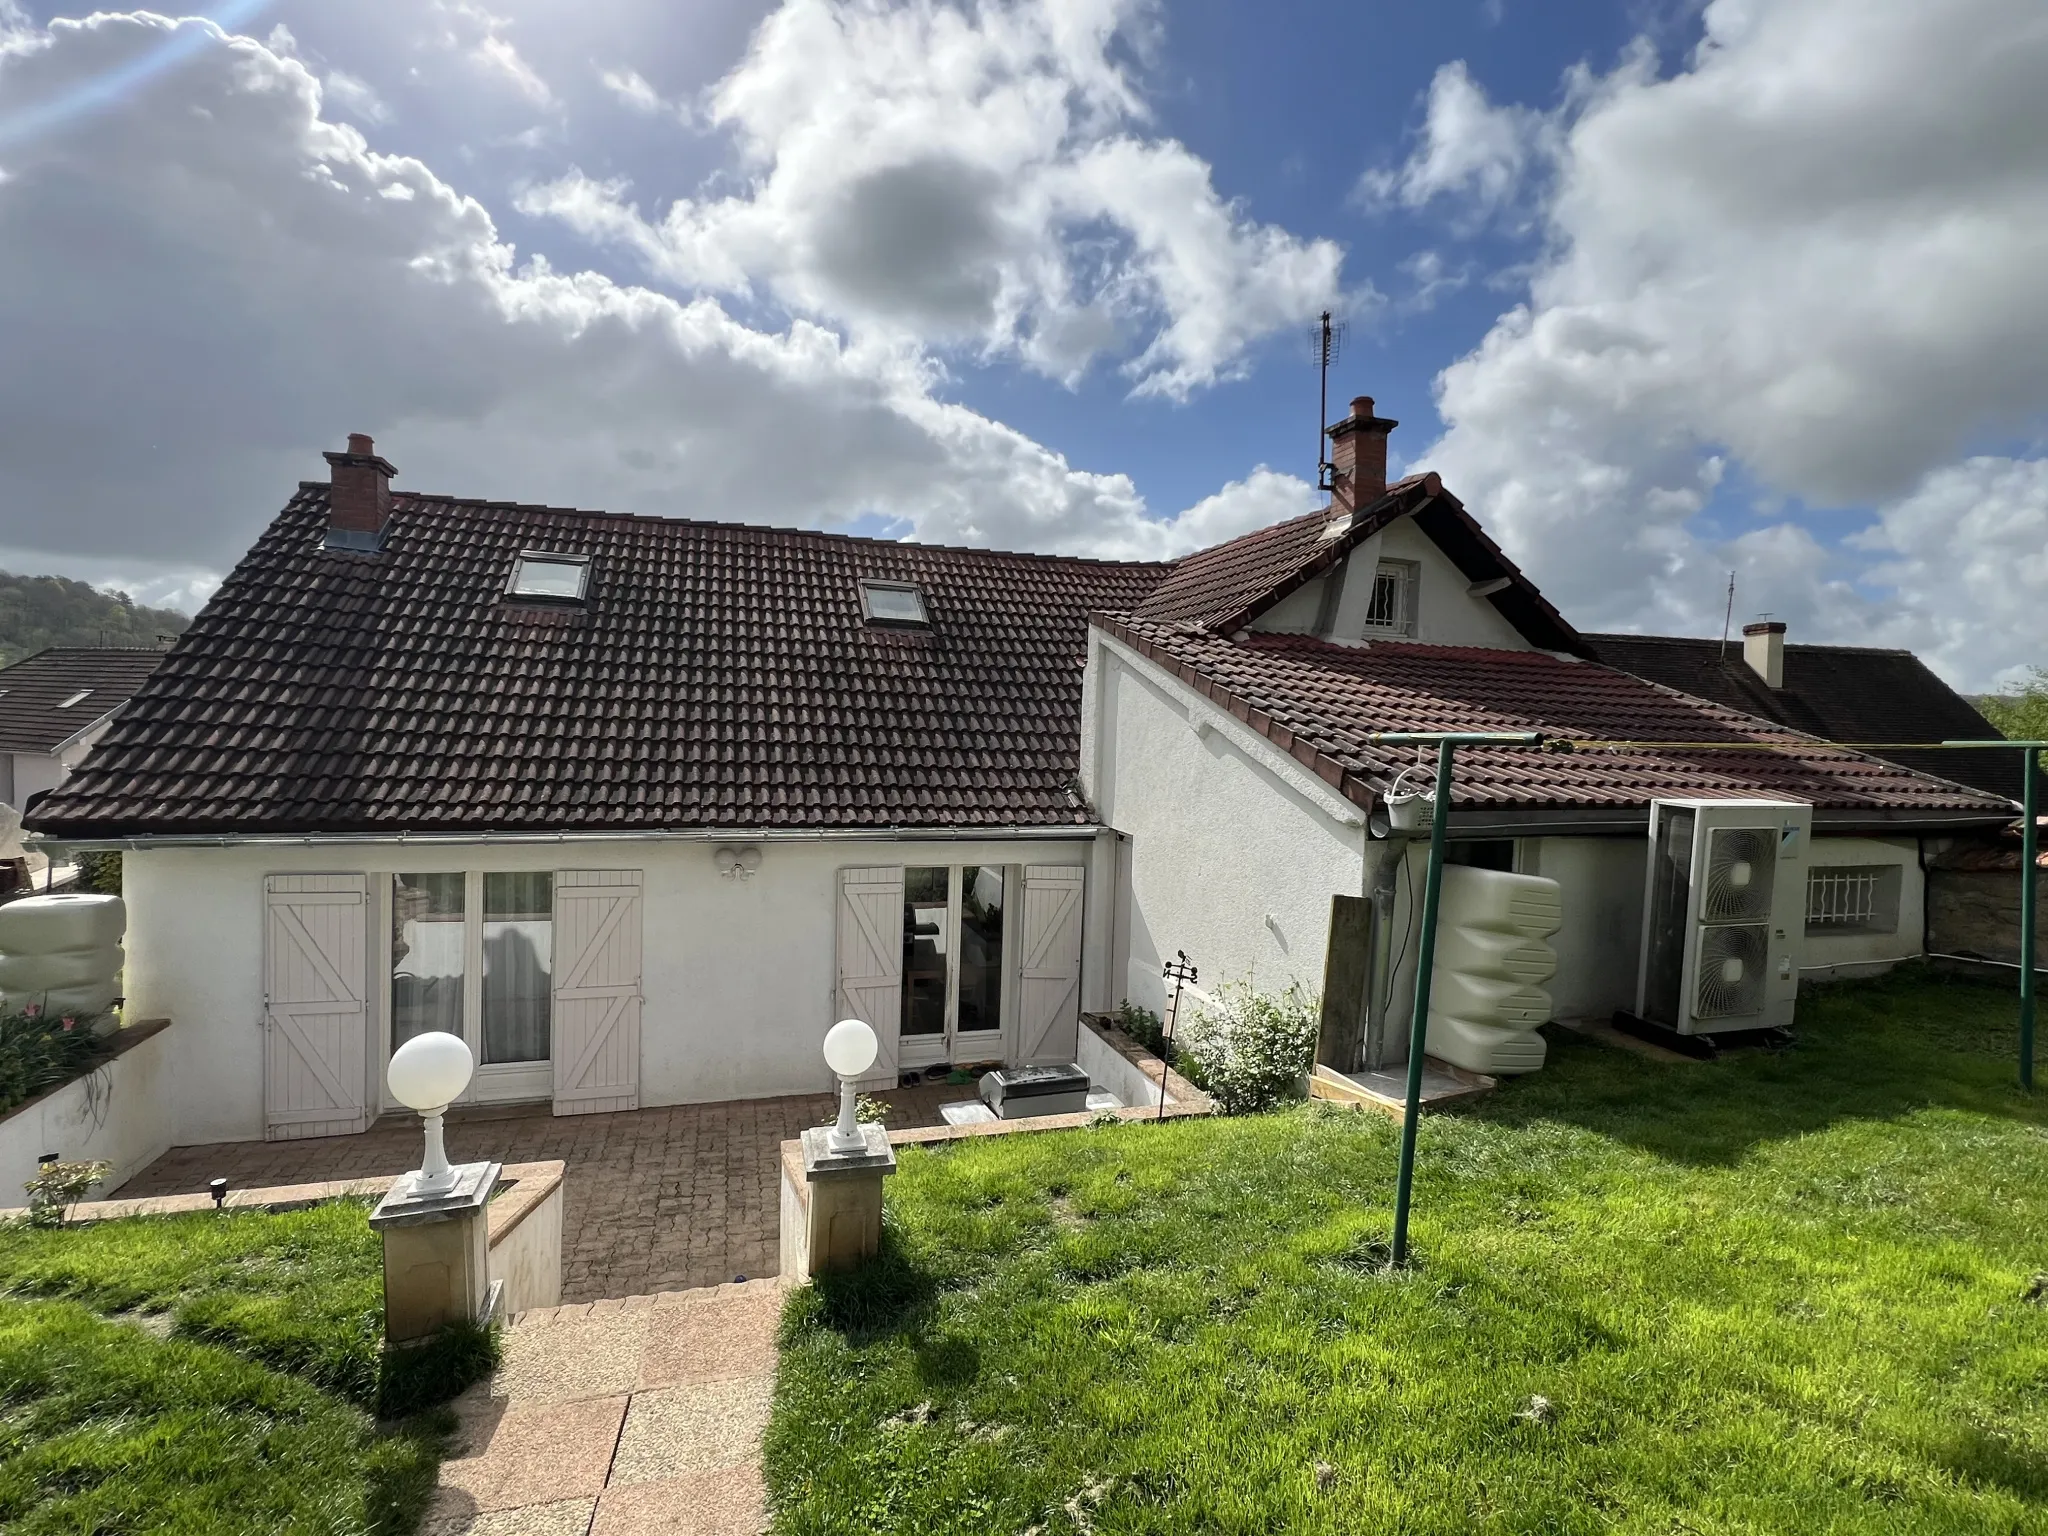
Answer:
top-left (507, 552), bottom-right (590, 602)
top-left (57, 689), bottom-right (92, 708)
top-left (859, 581), bottom-right (929, 627)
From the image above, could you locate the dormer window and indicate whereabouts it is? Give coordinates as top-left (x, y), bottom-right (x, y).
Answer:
top-left (57, 689), bottom-right (93, 708)
top-left (860, 581), bottom-right (929, 628)
top-left (507, 552), bottom-right (590, 602)
top-left (1363, 559), bottom-right (1416, 635)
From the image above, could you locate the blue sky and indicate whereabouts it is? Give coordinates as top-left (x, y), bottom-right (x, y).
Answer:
top-left (0, 0), bottom-right (2043, 687)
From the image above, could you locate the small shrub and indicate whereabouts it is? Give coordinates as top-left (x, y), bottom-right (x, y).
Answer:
top-left (0, 1005), bottom-right (112, 1118)
top-left (1175, 980), bottom-right (1319, 1115)
top-left (24, 1158), bottom-right (112, 1227)
top-left (1113, 999), bottom-right (1170, 1059)
top-left (855, 1094), bottom-right (893, 1124)
top-left (73, 849), bottom-right (123, 896)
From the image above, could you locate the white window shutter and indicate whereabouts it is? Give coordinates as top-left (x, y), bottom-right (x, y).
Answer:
top-left (552, 871), bottom-right (643, 1116)
top-left (837, 866), bottom-right (904, 1091)
top-left (263, 874), bottom-right (370, 1141)
top-left (1016, 865), bottom-right (1085, 1065)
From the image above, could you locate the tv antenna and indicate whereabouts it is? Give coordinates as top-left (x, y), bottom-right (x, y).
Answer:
top-left (1718, 571), bottom-right (1735, 660)
top-left (1310, 310), bottom-right (1347, 493)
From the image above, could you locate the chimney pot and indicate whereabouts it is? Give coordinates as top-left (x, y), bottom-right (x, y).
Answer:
top-left (1741, 620), bottom-right (1786, 688)
top-left (1327, 396), bottom-right (1399, 514)
top-left (322, 432), bottom-right (398, 546)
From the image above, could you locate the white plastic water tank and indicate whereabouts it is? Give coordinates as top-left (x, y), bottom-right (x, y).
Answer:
top-left (0, 892), bottom-right (126, 1020)
top-left (1425, 866), bottom-right (1561, 1075)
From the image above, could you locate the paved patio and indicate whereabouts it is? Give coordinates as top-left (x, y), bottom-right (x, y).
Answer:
top-left (119, 1085), bottom-right (964, 1303)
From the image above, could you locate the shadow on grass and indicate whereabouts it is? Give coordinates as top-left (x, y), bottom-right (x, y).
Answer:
top-left (376, 1316), bottom-right (499, 1420)
top-left (1460, 969), bottom-right (2044, 1168)
top-left (791, 1227), bottom-right (944, 1346)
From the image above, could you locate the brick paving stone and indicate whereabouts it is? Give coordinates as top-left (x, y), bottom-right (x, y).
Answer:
top-left (118, 1084), bottom-right (963, 1303)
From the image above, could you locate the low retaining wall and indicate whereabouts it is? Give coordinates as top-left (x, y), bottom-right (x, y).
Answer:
top-left (0, 1156), bottom-right (566, 1318)
top-left (0, 1017), bottom-right (172, 1202)
top-left (779, 1021), bottom-right (1210, 1277)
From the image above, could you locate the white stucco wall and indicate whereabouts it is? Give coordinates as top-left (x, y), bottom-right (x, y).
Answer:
top-left (0, 1021), bottom-right (172, 1199)
top-left (122, 833), bottom-right (1097, 1146)
top-left (1800, 835), bottom-right (1924, 978)
top-left (1087, 634), bottom-right (1366, 1018)
top-left (1521, 836), bottom-right (1648, 1021)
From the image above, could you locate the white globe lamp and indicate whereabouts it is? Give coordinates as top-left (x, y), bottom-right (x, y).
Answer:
top-left (822, 1018), bottom-right (879, 1153)
top-left (387, 1030), bottom-right (475, 1194)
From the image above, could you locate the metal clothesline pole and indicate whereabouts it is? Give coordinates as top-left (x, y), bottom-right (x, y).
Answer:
top-left (1942, 740), bottom-right (2043, 1090)
top-left (1366, 731), bottom-right (1543, 1267)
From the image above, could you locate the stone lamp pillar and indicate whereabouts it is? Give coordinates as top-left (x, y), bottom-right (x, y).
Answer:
top-left (798, 1019), bottom-right (897, 1275)
top-left (368, 1031), bottom-right (502, 1342)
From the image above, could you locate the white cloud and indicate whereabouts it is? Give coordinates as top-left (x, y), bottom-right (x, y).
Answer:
top-left (1419, 0), bottom-right (2048, 688)
top-left (436, 0), bottom-right (553, 107)
top-left (1358, 60), bottom-right (1564, 225)
top-left (0, 11), bottom-right (1291, 597)
top-left (599, 66), bottom-right (665, 115)
top-left (323, 68), bottom-right (389, 125)
top-left (521, 0), bottom-right (1347, 399)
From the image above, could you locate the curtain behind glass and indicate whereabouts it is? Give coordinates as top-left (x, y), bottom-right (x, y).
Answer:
top-left (393, 873), bottom-right (465, 1049)
top-left (483, 872), bottom-right (552, 1064)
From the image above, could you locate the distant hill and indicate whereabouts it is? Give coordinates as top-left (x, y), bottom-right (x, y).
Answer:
top-left (0, 571), bottom-right (192, 667)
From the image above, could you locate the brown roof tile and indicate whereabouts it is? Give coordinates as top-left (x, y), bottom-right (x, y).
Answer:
top-left (0, 648), bottom-right (169, 755)
top-left (29, 489), bottom-right (1169, 836)
top-left (1096, 616), bottom-right (2016, 820)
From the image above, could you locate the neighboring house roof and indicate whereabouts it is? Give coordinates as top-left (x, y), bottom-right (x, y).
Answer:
top-left (1095, 616), bottom-right (2016, 826)
top-left (1584, 633), bottom-right (2029, 802)
top-left (29, 488), bottom-right (1170, 838)
top-left (1132, 473), bottom-right (1592, 657)
top-left (0, 647), bottom-right (169, 756)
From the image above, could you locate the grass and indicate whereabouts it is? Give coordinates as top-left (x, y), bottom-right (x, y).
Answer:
top-left (0, 1199), bottom-right (495, 1534)
top-left (767, 969), bottom-right (2048, 1534)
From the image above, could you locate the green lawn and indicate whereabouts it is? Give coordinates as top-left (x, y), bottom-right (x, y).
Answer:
top-left (768, 970), bottom-right (2048, 1534)
top-left (0, 1200), bottom-right (491, 1535)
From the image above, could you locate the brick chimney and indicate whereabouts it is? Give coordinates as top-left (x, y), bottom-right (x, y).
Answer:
top-left (1742, 620), bottom-right (1786, 689)
top-left (322, 432), bottom-right (398, 547)
top-left (1326, 396), bottom-right (1399, 514)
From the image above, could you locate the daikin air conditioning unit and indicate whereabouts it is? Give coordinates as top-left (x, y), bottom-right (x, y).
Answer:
top-left (1634, 799), bottom-right (1811, 1037)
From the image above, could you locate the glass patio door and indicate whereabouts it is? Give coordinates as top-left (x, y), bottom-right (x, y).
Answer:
top-left (389, 871), bottom-right (555, 1104)
top-left (899, 865), bottom-right (1010, 1070)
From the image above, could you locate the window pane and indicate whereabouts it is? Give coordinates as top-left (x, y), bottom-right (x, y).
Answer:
top-left (863, 583), bottom-right (927, 624)
top-left (511, 558), bottom-right (587, 599)
top-left (901, 866), bottom-right (948, 1037)
top-left (483, 872), bottom-right (552, 1064)
top-left (393, 873), bottom-right (465, 1051)
top-left (1367, 568), bottom-right (1402, 627)
top-left (957, 865), bottom-right (1004, 1036)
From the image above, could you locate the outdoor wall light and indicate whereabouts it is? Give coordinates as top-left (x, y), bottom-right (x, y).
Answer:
top-left (822, 1018), bottom-right (878, 1154)
top-left (386, 1031), bottom-right (475, 1196)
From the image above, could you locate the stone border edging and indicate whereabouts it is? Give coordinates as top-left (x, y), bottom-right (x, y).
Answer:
top-left (0, 1158), bottom-right (567, 1254)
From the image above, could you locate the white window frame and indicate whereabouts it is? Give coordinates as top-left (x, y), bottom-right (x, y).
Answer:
top-left (896, 864), bottom-right (1019, 1070)
top-left (382, 869), bottom-right (556, 1108)
top-left (1361, 559), bottom-right (1417, 636)
top-left (859, 580), bottom-right (930, 627)
top-left (506, 551), bottom-right (591, 602)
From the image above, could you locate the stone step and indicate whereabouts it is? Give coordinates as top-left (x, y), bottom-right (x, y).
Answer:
top-left (510, 1275), bottom-right (787, 1330)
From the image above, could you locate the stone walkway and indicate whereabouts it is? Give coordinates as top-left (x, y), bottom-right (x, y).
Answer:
top-left (121, 1086), bottom-right (960, 1302)
top-left (424, 1280), bottom-right (784, 1536)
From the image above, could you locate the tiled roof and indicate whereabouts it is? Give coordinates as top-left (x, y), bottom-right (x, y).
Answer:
top-left (1585, 633), bottom-right (2032, 803)
top-left (1096, 616), bottom-right (2017, 820)
top-left (29, 489), bottom-right (1170, 837)
top-left (0, 648), bottom-right (169, 755)
top-left (1131, 474), bottom-right (1591, 656)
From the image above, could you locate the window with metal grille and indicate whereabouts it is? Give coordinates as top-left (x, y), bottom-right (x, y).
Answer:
top-left (1363, 560), bottom-right (1415, 634)
top-left (1805, 864), bottom-right (1901, 935)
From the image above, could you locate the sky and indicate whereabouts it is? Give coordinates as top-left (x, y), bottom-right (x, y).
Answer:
top-left (0, 0), bottom-right (2043, 689)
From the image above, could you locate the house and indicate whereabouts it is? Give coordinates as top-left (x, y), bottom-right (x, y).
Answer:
top-left (28, 437), bottom-right (1165, 1142)
top-left (1585, 628), bottom-right (2030, 803)
top-left (0, 646), bottom-right (168, 891)
top-left (1080, 399), bottom-right (2020, 1047)
top-left (0, 646), bottom-right (168, 815)
top-left (26, 414), bottom-right (2020, 1146)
